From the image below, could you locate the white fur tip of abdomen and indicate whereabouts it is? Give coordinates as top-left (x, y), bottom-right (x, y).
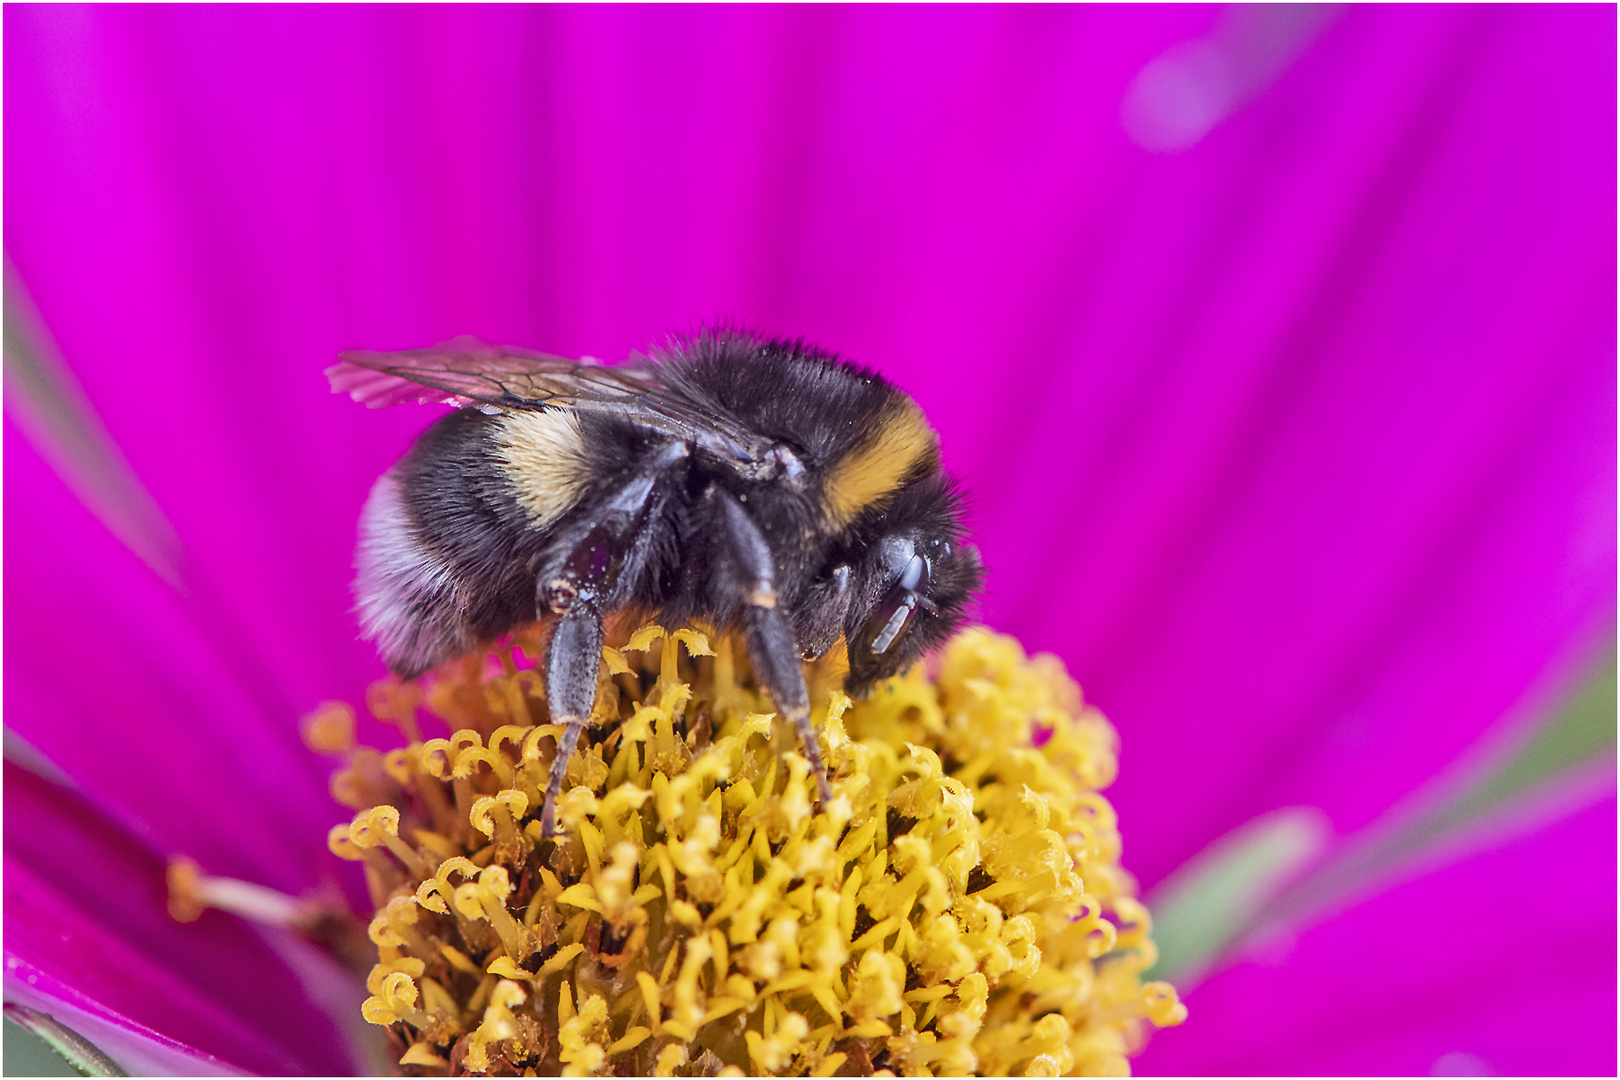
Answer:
top-left (354, 472), bottom-right (471, 676)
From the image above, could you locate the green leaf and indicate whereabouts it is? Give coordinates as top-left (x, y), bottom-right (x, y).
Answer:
top-left (1256, 642), bottom-right (1616, 937)
top-left (1145, 806), bottom-right (1330, 985)
top-left (3, 1006), bottom-right (128, 1077)
top-left (1459, 646), bottom-right (1615, 814)
top-left (1147, 641), bottom-right (1616, 988)
top-left (3, 259), bottom-right (183, 586)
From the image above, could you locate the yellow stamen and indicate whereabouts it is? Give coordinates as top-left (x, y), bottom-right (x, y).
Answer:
top-left (321, 625), bottom-right (1184, 1075)
top-left (165, 857), bottom-right (305, 927)
top-left (346, 805), bottom-right (429, 878)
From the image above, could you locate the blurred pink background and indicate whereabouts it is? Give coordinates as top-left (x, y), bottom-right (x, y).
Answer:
top-left (6, 6), bottom-right (1614, 1075)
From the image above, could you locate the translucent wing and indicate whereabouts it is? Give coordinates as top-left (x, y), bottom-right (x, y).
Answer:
top-left (327, 335), bottom-right (776, 468)
top-left (326, 335), bottom-right (666, 409)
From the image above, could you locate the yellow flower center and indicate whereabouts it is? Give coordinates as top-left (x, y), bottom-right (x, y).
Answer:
top-left (311, 625), bottom-right (1185, 1076)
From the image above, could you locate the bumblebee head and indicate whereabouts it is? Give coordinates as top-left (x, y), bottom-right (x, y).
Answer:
top-left (842, 479), bottom-right (982, 695)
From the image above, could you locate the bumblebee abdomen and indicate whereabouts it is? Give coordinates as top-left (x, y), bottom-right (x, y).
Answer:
top-left (395, 411), bottom-right (546, 573)
top-left (491, 408), bottom-right (593, 530)
top-left (354, 470), bottom-right (475, 677)
top-left (357, 410), bottom-right (573, 675)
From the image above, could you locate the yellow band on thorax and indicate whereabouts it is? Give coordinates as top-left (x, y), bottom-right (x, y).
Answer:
top-left (822, 398), bottom-right (938, 530)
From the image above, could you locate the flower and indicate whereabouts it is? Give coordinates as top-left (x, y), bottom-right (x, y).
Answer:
top-left (4, 5), bottom-right (1613, 1076)
top-left (313, 624), bottom-right (1183, 1076)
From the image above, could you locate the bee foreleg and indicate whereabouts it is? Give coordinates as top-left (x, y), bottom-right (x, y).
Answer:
top-left (714, 491), bottom-right (834, 805)
top-left (796, 563), bottom-right (853, 660)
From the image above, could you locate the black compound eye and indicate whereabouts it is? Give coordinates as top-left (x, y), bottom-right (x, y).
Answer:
top-left (897, 552), bottom-right (925, 592)
top-left (846, 533), bottom-right (956, 691)
top-left (854, 549), bottom-right (937, 659)
top-left (877, 536), bottom-right (915, 579)
top-left (854, 588), bottom-right (919, 658)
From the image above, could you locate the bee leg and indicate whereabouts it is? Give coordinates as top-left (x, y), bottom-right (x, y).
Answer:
top-left (537, 440), bottom-right (690, 836)
top-left (796, 563), bottom-right (854, 660)
top-left (744, 604), bottom-right (833, 805)
top-left (538, 603), bottom-right (604, 838)
top-left (715, 491), bottom-right (835, 806)
top-left (537, 528), bottom-right (612, 837)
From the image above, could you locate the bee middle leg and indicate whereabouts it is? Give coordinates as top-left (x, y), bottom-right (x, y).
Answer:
top-left (744, 604), bottom-right (834, 805)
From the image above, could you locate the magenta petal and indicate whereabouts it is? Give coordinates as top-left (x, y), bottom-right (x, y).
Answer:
top-left (3, 4), bottom-right (466, 717)
top-left (5, 961), bottom-right (244, 1077)
top-left (1137, 793), bottom-right (1618, 1076)
top-left (3, 764), bottom-right (361, 1075)
top-left (3, 6), bottom-right (1614, 1074)
top-left (4, 421), bottom-right (344, 894)
top-left (969, 3), bottom-right (1618, 885)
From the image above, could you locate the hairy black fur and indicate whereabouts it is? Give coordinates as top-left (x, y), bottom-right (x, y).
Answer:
top-left (384, 328), bottom-right (980, 688)
top-left (349, 327), bottom-right (982, 831)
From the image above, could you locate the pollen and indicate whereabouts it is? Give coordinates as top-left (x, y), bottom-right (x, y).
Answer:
top-left (316, 625), bottom-right (1184, 1076)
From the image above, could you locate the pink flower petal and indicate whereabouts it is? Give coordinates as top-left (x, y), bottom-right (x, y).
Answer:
top-left (4, 422), bottom-right (345, 895)
top-left (5, 962), bottom-right (246, 1077)
top-left (4, 763), bottom-right (366, 1074)
top-left (4, 6), bottom-right (1612, 1073)
top-left (1137, 793), bottom-right (1618, 1075)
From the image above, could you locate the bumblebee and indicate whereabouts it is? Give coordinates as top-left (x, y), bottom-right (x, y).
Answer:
top-left (329, 328), bottom-right (981, 835)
